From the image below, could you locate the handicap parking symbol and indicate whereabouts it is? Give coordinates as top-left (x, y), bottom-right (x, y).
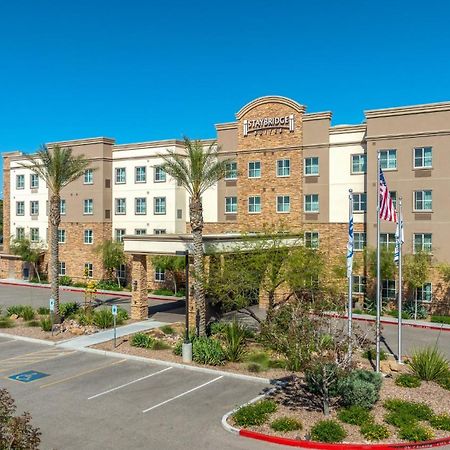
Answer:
top-left (9, 370), bottom-right (49, 383)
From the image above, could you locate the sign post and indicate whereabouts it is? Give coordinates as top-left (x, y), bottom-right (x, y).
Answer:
top-left (112, 305), bottom-right (118, 348)
top-left (49, 298), bottom-right (55, 336)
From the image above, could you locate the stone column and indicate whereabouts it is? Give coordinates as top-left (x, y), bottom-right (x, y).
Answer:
top-left (2, 155), bottom-right (11, 254)
top-left (131, 254), bottom-right (148, 320)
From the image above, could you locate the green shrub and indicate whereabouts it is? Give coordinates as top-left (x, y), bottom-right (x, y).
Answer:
top-left (360, 422), bottom-right (390, 441)
top-left (72, 281), bottom-right (87, 288)
top-left (339, 370), bottom-right (382, 409)
top-left (26, 320), bottom-right (41, 327)
top-left (151, 339), bottom-right (170, 350)
top-left (93, 309), bottom-right (114, 329)
top-left (76, 311), bottom-right (94, 326)
top-left (131, 332), bottom-right (154, 348)
top-left (223, 320), bottom-right (248, 362)
top-left (395, 374), bottom-right (421, 388)
top-left (20, 306), bottom-right (35, 321)
top-left (193, 337), bottom-right (225, 366)
top-left (246, 352), bottom-right (270, 369)
top-left (438, 371), bottom-right (450, 390)
top-left (383, 399), bottom-right (433, 427)
top-left (305, 362), bottom-right (342, 401)
top-left (59, 275), bottom-right (73, 286)
top-left (398, 424), bottom-right (434, 442)
top-left (404, 302), bottom-right (428, 320)
top-left (173, 340), bottom-right (182, 356)
top-left (117, 307), bottom-right (128, 322)
top-left (270, 417), bottom-right (302, 432)
top-left (152, 288), bottom-right (175, 296)
top-left (431, 315), bottom-right (450, 325)
top-left (97, 280), bottom-right (123, 291)
top-left (362, 348), bottom-right (387, 361)
top-left (352, 308), bottom-right (363, 315)
top-left (233, 400), bottom-right (277, 427)
top-left (337, 406), bottom-right (373, 426)
top-left (384, 411), bottom-right (414, 428)
top-left (0, 317), bottom-right (14, 328)
top-left (429, 414), bottom-right (450, 431)
top-left (59, 302), bottom-right (80, 319)
top-left (40, 317), bottom-right (52, 332)
top-left (310, 420), bottom-right (346, 443)
top-left (37, 307), bottom-right (50, 315)
top-left (247, 362), bottom-right (262, 373)
top-left (409, 347), bottom-right (449, 381)
top-left (387, 309), bottom-right (410, 320)
top-left (268, 359), bottom-right (286, 369)
top-left (209, 321), bottom-right (228, 336)
top-left (7, 305), bottom-right (25, 316)
top-left (160, 325), bottom-right (175, 335)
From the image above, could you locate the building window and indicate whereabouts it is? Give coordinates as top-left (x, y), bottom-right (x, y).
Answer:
top-left (60, 199), bottom-right (66, 215)
top-left (354, 232), bottom-right (366, 251)
top-left (115, 198), bottom-right (126, 215)
top-left (30, 174), bottom-right (39, 189)
top-left (84, 229), bottom-right (93, 244)
top-left (115, 167), bottom-right (126, 184)
top-left (248, 196), bottom-right (261, 213)
top-left (415, 283), bottom-right (432, 303)
top-left (177, 209), bottom-right (183, 219)
top-left (154, 197), bottom-right (166, 215)
top-left (276, 195), bottom-right (290, 213)
top-left (225, 196), bottom-right (237, 214)
top-left (155, 268), bottom-right (165, 282)
top-left (225, 162), bottom-right (237, 180)
top-left (117, 264), bottom-right (126, 280)
top-left (248, 161), bottom-right (261, 178)
top-left (304, 194), bottom-right (319, 213)
top-left (414, 147), bottom-right (432, 169)
top-left (380, 149), bottom-right (397, 170)
top-left (16, 227), bottom-right (25, 240)
top-left (16, 174), bottom-right (25, 189)
top-left (154, 229), bottom-right (166, 234)
top-left (84, 263), bottom-right (93, 278)
top-left (351, 154), bottom-right (367, 174)
top-left (414, 190), bottom-right (432, 211)
top-left (58, 262), bottom-right (66, 276)
top-left (30, 228), bottom-right (39, 242)
top-left (30, 201), bottom-right (39, 216)
top-left (135, 229), bottom-right (147, 235)
top-left (84, 169), bottom-right (93, 184)
top-left (380, 233), bottom-right (396, 250)
top-left (83, 199), bottom-right (93, 215)
top-left (304, 231), bottom-right (319, 249)
top-left (135, 166), bottom-right (146, 183)
top-left (16, 201), bottom-right (25, 216)
top-left (352, 193), bottom-right (366, 213)
top-left (58, 229), bottom-right (66, 244)
top-left (154, 166), bottom-right (166, 182)
top-left (115, 229), bottom-right (126, 242)
top-left (353, 275), bottom-right (366, 294)
top-left (304, 157), bottom-right (319, 176)
top-left (277, 159), bottom-right (291, 177)
top-left (390, 191), bottom-right (397, 209)
top-left (414, 233), bottom-right (432, 253)
top-left (135, 197), bottom-right (147, 215)
top-left (382, 280), bottom-right (396, 300)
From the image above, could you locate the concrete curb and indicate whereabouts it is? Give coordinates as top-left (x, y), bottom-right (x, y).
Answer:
top-left (0, 332), bottom-right (56, 346)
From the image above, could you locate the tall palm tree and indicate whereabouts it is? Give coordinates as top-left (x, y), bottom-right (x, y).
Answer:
top-left (21, 145), bottom-right (90, 321)
top-left (159, 138), bottom-right (230, 336)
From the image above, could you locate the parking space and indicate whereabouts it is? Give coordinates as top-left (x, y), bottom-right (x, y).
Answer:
top-left (0, 337), bottom-right (288, 449)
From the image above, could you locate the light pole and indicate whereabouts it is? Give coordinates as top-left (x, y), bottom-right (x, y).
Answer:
top-left (176, 249), bottom-right (192, 363)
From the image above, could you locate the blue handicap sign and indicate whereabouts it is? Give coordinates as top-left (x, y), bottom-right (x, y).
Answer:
top-left (9, 370), bottom-right (49, 383)
top-left (112, 305), bottom-right (118, 316)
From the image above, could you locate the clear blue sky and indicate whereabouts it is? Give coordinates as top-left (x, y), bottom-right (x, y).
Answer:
top-left (1, 0), bottom-right (449, 196)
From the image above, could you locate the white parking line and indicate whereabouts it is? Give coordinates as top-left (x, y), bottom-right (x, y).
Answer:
top-left (142, 375), bottom-right (224, 413)
top-left (88, 367), bottom-right (173, 400)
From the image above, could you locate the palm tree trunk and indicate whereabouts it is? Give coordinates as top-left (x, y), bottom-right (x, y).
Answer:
top-left (49, 193), bottom-right (61, 322)
top-left (190, 198), bottom-right (206, 337)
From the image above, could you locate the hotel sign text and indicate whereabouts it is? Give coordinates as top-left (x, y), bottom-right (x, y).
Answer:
top-left (243, 114), bottom-right (295, 136)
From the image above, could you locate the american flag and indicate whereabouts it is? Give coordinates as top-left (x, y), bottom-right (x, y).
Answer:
top-left (379, 167), bottom-right (397, 222)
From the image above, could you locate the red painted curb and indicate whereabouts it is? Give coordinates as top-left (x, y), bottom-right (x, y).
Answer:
top-left (239, 429), bottom-right (450, 449)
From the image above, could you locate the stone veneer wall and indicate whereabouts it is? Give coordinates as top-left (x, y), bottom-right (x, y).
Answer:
top-left (2, 156), bottom-right (11, 254)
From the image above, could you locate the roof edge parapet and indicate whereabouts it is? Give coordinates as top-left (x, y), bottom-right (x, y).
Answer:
top-left (236, 96), bottom-right (306, 119)
top-left (365, 101), bottom-right (450, 119)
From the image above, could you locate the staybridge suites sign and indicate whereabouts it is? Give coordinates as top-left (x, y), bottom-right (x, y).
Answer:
top-left (243, 114), bottom-right (295, 136)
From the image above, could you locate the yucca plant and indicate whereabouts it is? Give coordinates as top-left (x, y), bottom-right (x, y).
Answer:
top-left (409, 347), bottom-right (449, 381)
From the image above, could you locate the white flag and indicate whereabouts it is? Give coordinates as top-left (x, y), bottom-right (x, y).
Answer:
top-left (347, 216), bottom-right (354, 277)
top-left (394, 214), bottom-right (404, 265)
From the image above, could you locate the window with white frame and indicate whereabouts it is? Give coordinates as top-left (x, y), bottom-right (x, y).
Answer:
top-left (115, 167), bottom-right (126, 184)
top-left (30, 174), bottom-right (39, 189)
top-left (382, 280), bottom-right (396, 299)
top-left (248, 161), bottom-right (261, 178)
top-left (225, 196), bottom-right (237, 214)
top-left (155, 267), bottom-right (165, 282)
top-left (380, 149), bottom-right (397, 170)
top-left (117, 264), bottom-right (126, 280)
top-left (414, 233), bottom-right (432, 253)
top-left (84, 169), bottom-right (93, 184)
top-left (135, 166), bottom-right (146, 183)
top-left (30, 201), bottom-right (39, 216)
top-left (154, 166), bottom-right (166, 182)
top-left (135, 197), bottom-right (147, 215)
top-left (304, 231), bottom-right (319, 249)
top-left (304, 194), bottom-right (319, 213)
top-left (415, 282), bottom-right (432, 303)
top-left (30, 228), bottom-right (39, 242)
top-left (60, 199), bottom-right (66, 215)
top-left (414, 147), bottom-right (432, 169)
top-left (352, 275), bottom-right (366, 294)
top-left (304, 157), bottom-right (319, 176)
top-left (154, 197), bottom-right (166, 215)
top-left (380, 233), bottom-right (396, 250)
top-left (351, 154), bottom-right (366, 174)
top-left (16, 174), bottom-right (25, 189)
top-left (58, 262), bottom-right (66, 276)
top-left (58, 229), bottom-right (66, 243)
top-left (84, 263), bottom-right (93, 278)
top-left (83, 199), bottom-right (93, 215)
top-left (16, 227), bottom-right (25, 240)
top-left (135, 229), bottom-right (147, 235)
top-left (16, 201), bottom-right (25, 216)
top-left (115, 198), bottom-right (126, 215)
top-left (154, 229), bottom-right (166, 234)
top-left (414, 190), bottom-right (432, 211)
top-left (277, 159), bottom-right (291, 177)
top-left (248, 196), bottom-right (261, 213)
top-left (84, 229), bottom-right (93, 244)
top-left (354, 232), bottom-right (366, 251)
top-left (225, 162), bottom-right (237, 180)
top-left (115, 229), bottom-right (126, 242)
top-left (276, 195), bottom-right (290, 213)
top-left (352, 193), bottom-right (366, 213)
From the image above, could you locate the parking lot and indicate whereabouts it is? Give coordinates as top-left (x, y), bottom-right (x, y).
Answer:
top-left (0, 336), bottom-right (289, 450)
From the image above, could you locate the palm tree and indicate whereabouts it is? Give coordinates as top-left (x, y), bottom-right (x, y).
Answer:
top-left (20, 145), bottom-right (90, 321)
top-left (159, 138), bottom-right (230, 336)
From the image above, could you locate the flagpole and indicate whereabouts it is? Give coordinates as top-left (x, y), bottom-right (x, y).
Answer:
top-left (376, 152), bottom-right (381, 373)
top-left (348, 189), bottom-right (353, 358)
top-left (397, 197), bottom-right (403, 364)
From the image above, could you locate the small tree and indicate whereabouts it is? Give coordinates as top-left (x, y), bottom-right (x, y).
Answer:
top-left (403, 252), bottom-right (431, 298)
top-left (95, 240), bottom-right (126, 287)
top-left (366, 246), bottom-right (396, 280)
top-left (151, 255), bottom-right (185, 293)
top-left (10, 237), bottom-right (44, 283)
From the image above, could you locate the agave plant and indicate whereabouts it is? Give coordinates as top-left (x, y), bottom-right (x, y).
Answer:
top-left (409, 347), bottom-right (449, 381)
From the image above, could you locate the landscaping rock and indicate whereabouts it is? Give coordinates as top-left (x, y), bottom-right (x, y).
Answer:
top-left (9, 314), bottom-right (19, 320)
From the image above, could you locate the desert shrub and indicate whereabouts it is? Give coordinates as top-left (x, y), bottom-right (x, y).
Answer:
top-left (270, 417), bottom-right (302, 432)
top-left (395, 373), bottom-right (421, 388)
top-left (387, 309), bottom-right (410, 320)
top-left (404, 302), bottom-right (428, 320)
top-left (398, 424), bottom-right (434, 442)
top-left (268, 359), bottom-right (286, 369)
top-left (431, 315), bottom-right (450, 325)
top-left (337, 406), bottom-right (373, 426)
top-left (40, 316), bottom-right (52, 332)
top-left (233, 400), bottom-right (277, 427)
top-left (0, 317), bottom-right (14, 328)
top-left (59, 302), bottom-right (80, 319)
top-left (222, 320), bottom-right (248, 362)
top-left (96, 280), bottom-right (123, 291)
top-left (59, 275), bottom-right (73, 286)
top-left (247, 362), bottom-right (262, 373)
top-left (362, 347), bottom-right (387, 361)
top-left (93, 309), bottom-right (114, 329)
top-left (20, 306), bottom-right (35, 321)
top-left (246, 352), bottom-right (270, 369)
top-left (429, 414), bottom-right (450, 431)
top-left (131, 332), bottom-right (154, 348)
top-left (160, 325), bottom-right (175, 335)
top-left (76, 311), bottom-right (94, 326)
top-left (26, 320), bottom-right (41, 327)
top-left (339, 370), bottom-right (382, 409)
top-left (117, 307), bottom-right (128, 321)
top-left (37, 307), bottom-right (50, 315)
top-left (209, 321), bottom-right (228, 336)
top-left (152, 288), bottom-right (175, 296)
top-left (383, 399), bottom-right (433, 427)
top-left (409, 347), bottom-right (449, 381)
top-left (360, 422), bottom-right (390, 441)
top-left (151, 339), bottom-right (170, 350)
top-left (7, 305), bottom-right (25, 316)
top-left (192, 337), bottom-right (225, 366)
top-left (310, 420), bottom-right (346, 443)
top-left (173, 340), bottom-right (183, 356)
top-left (438, 371), bottom-right (450, 390)
top-left (352, 308), bottom-right (363, 314)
